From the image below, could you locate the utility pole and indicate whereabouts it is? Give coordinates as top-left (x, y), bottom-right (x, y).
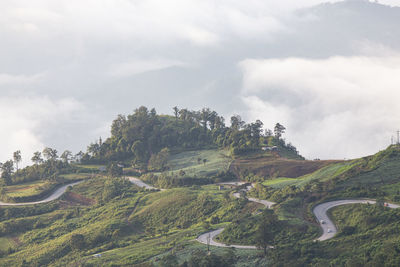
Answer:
top-left (397, 130), bottom-right (400, 145)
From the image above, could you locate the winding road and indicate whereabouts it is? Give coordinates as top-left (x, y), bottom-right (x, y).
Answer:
top-left (196, 183), bottom-right (400, 247)
top-left (197, 183), bottom-right (276, 249)
top-left (313, 199), bottom-right (400, 241)
top-left (0, 181), bottom-right (83, 206)
top-left (5, 176), bottom-right (398, 247)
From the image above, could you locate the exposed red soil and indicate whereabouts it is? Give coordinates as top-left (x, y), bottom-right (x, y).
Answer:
top-left (11, 236), bottom-right (23, 246)
top-left (60, 192), bottom-right (96, 207)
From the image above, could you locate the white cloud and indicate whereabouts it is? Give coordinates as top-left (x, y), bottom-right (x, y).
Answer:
top-left (239, 55), bottom-right (400, 159)
top-left (0, 72), bottom-right (45, 85)
top-left (109, 59), bottom-right (186, 77)
top-left (0, 0), bottom-right (336, 47)
top-left (0, 96), bottom-right (85, 167)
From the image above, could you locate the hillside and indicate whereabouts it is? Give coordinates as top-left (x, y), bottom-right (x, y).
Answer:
top-left (1, 108), bottom-right (400, 266)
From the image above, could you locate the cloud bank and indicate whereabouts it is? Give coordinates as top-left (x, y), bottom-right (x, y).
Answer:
top-left (240, 55), bottom-right (400, 159)
top-left (1, 0), bottom-right (400, 164)
top-left (0, 97), bottom-right (86, 166)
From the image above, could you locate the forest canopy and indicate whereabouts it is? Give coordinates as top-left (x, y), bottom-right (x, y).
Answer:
top-left (82, 106), bottom-right (300, 168)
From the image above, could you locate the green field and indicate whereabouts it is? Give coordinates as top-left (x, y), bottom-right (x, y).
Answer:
top-left (262, 177), bottom-right (298, 188)
top-left (259, 161), bottom-right (355, 189)
top-left (166, 149), bottom-right (232, 178)
top-left (59, 173), bottom-right (92, 180)
top-left (0, 237), bottom-right (16, 251)
top-left (4, 180), bottom-right (52, 198)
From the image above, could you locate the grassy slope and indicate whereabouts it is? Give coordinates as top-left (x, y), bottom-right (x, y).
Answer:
top-left (1, 174), bottom-right (91, 202)
top-left (3, 146), bottom-right (400, 266)
top-left (4, 180), bottom-right (51, 198)
top-left (165, 149), bottom-right (232, 178)
top-left (0, 174), bottom-right (259, 266)
top-left (231, 154), bottom-right (341, 182)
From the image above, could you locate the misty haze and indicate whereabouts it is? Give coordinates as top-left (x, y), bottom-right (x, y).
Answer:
top-left (1, 0), bottom-right (400, 266)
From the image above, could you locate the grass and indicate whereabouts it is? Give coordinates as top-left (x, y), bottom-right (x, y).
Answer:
top-left (72, 164), bottom-right (106, 173)
top-left (59, 173), bottom-right (92, 180)
top-left (262, 177), bottom-right (298, 188)
top-left (4, 180), bottom-right (52, 198)
top-left (258, 161), bottom-right (355, 189)
top-left (0, 237), bottom-right (16, 251)
top-left (165, 149), bottom-right (233, 178)
top-left (151, 242), bottom-right (266, 267)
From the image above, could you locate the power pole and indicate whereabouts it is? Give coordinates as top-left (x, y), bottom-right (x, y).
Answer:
top-left (397, 130), bottom-right (400, 145)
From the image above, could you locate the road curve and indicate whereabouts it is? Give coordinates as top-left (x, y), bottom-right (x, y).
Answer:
top-left (126, 177), bottom-right (167, 191)
top-left (314, 199), bottom-right (400, 241)
top-left (196, 184), bottom-right (276, 249)
top-left (197, 228), bottom-right (258, 249)
top-left (0, 181), bottom-right (83, 206)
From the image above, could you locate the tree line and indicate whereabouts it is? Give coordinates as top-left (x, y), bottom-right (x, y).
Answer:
top-left (82, 106), bottom-right (298, 170)
top-left (0, 148), bottom-right (75, 186)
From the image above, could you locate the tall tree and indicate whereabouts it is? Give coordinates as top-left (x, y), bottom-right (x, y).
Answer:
top-left (173, 106), bottom-right (179, 120)
top-left (230, 115), bottom-right (245, 131)
top-left (255, 212), bottom-right (280, 256)
top-left (43, 147), bottom-right (58, 161)
top-left (31, 151), bottom-right (43, 165)
top-left (200, 108), bottom-right (211, 130)
top-left (274, 123), bottom-right (286, 139)
top-left (60, 150), bottom-right (72, 163)
top-left (13, 150), bottom-right (22, 172)
top-left (0, 160), bottom-right (14, 185)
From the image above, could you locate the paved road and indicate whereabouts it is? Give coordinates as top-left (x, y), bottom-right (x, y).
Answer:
top-left (126, 176), bottom-right (168, 191)
top-left (313, 199), bottom-right (400, 241)
top-left (197, 228), bottom-right (258, 249)
top-left (0, 181), bottom-right (83, 206)
top-left (197, 184), bottom-right (276, 249)
top-left (127, 177), bottom-right (158, 190)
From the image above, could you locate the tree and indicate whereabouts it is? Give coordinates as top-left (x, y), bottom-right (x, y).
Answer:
top-left (230, 115), bottom-right (245, 131)
top-left (13, 151), bottom-right (22, 172)
top-left (0, 160), bottom-right (14, 185)
top-left (31, 151), bottom-right (43, 165)
top-left (43, 147), bottom-right (58, 161)
top-left (200, 108), bottom-right (211, 130)
top-left (60, 150), bottom-right (72, 163)
top-left (274, 123), bottom-right (286, 139)
top-left (203, 158), bottom-right (207, 166)
top-left (173, 106), bottom-right (179, 120)
top-left (148, 148), bottom-right (170, 171)
top-left (255, 211), bottom-right (280, 256)
top-left (131, 140), bottom-right (146, 167)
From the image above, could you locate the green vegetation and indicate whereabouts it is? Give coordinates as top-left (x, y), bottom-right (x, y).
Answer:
top-left (140, 149), bottom-right (234, 188)
top-left (82, 106), bottom-right (299, 167)
top-left (3, 106), bottom-right (400, 266)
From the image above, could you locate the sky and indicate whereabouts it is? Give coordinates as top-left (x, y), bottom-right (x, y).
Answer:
top-left (1, 0), bottom-right (400, 165)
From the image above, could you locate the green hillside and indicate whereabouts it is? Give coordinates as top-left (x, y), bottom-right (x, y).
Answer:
top-left (2, 107), bottom-right (400, 266)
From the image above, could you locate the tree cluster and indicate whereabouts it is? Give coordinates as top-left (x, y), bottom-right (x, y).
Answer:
top-left (83, 106), bottom-right (298, 169)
